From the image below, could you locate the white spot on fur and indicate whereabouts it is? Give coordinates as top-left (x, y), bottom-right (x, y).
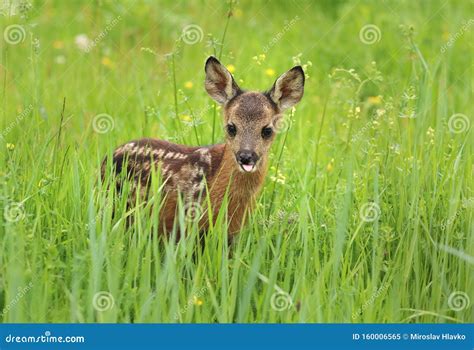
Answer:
top-left (164, 152), bottom-right (176, 159)
top-left (153, 149), bottom-right (165, 158)
top-left (173, 153), bottom-right (187, 160)
top-left (195, 148), bottom-right (211, 165)
top-left (131, 144), bottom-right (140, 154)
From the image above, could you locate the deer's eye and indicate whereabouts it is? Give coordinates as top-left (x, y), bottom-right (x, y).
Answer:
top-left (261, 126), bottom-right (273, 139)
top-left (226, 123), bottom-right (237, 137)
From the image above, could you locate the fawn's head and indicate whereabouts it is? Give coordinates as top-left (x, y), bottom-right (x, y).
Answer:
top-left (205, 56), bottom-right (305, 173)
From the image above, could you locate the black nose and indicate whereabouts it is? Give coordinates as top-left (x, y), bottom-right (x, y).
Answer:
top-left (236, 150), bottom-right (258, 165)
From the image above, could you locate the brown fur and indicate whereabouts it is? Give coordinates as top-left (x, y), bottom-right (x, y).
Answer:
top-left (101, 140), bottom-right (265, 238)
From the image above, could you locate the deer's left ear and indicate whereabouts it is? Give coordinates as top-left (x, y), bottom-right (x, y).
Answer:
top-left (205, 56), bottom-right (241, 105)
top-left (268, 66), bottom-right (305, 111)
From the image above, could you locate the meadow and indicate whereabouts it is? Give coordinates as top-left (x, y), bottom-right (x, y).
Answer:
top-left (0, 0), bottom-right (472, 323)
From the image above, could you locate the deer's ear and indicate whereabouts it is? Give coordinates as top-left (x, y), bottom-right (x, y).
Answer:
top-left (205, 56), bottom-right (240, 104)
top-left (268, 66), bottom-right (305, 110)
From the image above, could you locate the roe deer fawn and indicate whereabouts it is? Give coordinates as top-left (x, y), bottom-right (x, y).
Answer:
top-left (102, 56), bottom-right (305, 238)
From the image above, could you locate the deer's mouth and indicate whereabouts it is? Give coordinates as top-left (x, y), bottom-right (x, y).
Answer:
top-left (240, 163), bottom-right (256, 173)
top-left (235, 150), bottom-right (259, 173)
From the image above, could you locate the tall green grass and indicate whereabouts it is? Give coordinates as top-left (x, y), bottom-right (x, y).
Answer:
top-left (0, 0), bottom-right (472, 323)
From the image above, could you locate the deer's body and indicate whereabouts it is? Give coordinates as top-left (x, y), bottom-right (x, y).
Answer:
top-left (103, 138), bottom-right (266, 236)
top-left (102, 57), bottom-right (304, 238)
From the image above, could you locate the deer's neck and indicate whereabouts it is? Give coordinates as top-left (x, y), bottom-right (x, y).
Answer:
top-left (210, 144), bottom-right (267, 196)
top-left (206, 144), bottom-right (267, 235)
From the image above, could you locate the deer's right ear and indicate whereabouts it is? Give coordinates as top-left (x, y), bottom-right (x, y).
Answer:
top-left (205, 56), bottom-right (240, 104)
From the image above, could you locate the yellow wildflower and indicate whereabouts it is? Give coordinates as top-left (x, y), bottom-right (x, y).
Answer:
top-left (367, 96), bottom-right (382, 105)
top-left (265, 68), bottom-right (275, 77)
top-left (193, 296), bottom-right (203, 306)
top-left (38, 178), bottom-right (49, 188)
top-left (53, 40), bottom-right (64, 49)
top-left (326, 158), bottom-right (334, 172)
top-left (101, 56), bottom-right (114, 68)
top-left (6, 143), bottom-right (15, 151)
top-left (180, 115), bottom-right (192, 122)
top-left (226, 64), bottom-right (236, 74)
top-left (234, 8), bottom-right (243, 18)
top-left (184, 81), bottom-right (193, 89)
